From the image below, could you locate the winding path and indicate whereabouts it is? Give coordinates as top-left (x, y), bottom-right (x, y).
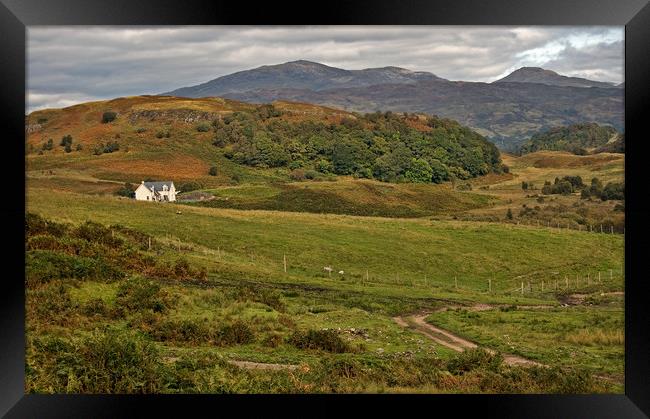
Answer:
top-left (394, 312), bottom-right (542, 367)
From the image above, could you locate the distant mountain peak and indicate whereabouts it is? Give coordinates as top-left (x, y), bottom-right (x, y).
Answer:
top-left (163, 60), bottom-right (445, 97)
top-left (495, 67), bottom-right (616, 89)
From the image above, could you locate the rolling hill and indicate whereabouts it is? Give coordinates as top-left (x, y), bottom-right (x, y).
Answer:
top-left (162, 61), bottom-right (623, 149)
top-left (26, 94), bottom-right (502, 191)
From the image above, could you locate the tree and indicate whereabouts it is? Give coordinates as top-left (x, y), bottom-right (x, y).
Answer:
top-left (64, 144), bottom-right (72, 153)
top-left (404, 158), bottom-right (433, 183)
top-left (75, 143), bottom-right (83, 151)
top-left (102, 111), bottom-right (117, 123)
top-left (208, 166), bottom-right (218, 176)
top-left (429, 159), bottom-right (450, 184)
top-left (60, 135), bottom-right (72, 147)
top-left (506, 208), bottom-right (513, 220)
top-left (521, 181), bottom-right (528, 190)
top-left (42, 138), bottom-right (54, 151)
top-left (116, 183), bottom-right (135, 198)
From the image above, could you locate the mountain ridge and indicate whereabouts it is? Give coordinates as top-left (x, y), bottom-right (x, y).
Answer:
top-left (494, 67), bottom-right (618, 89)
top-left (161, 61), bottom-right (623, 149)
top-left (164, 60), bottom-right (446, 97)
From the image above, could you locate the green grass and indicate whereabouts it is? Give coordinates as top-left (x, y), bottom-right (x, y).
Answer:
top-left (190, 179), bottom-right (496, 218)
top-left (25, 204), bottom-right (624, 393)
top-left (425, 305), bottom-right (624, 380)
top-left (27, 187), bottom-right (623, 297)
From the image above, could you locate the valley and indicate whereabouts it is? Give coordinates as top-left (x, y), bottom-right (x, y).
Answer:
top-left (25, 94), bottom-right (625, 394)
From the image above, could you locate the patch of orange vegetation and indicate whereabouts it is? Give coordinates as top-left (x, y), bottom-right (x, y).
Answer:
top-left (470, 172), bottom-right (514, 186)
top-left (518, 151), bottom-right (623, 169)
top-left (88, 154), bottom-right (209, 180)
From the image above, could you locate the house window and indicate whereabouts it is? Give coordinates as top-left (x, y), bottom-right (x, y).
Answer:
top-left (146, 196), bottom-right (149, 200)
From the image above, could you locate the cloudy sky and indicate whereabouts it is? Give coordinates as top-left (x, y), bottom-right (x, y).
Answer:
top-left (27, 26), bottom-right (624, 113)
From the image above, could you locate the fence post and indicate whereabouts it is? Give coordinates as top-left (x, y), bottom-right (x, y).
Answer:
top-left (489, 279), bottom-right (492, 292)
top-left (455, 276), bottom-right (458, 289)
top-left (283, 254), bottom-right (287, 273)
top-left (521, 281), bottom-right (524, 295)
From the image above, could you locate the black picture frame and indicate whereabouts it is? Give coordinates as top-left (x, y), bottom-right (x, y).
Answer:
top-left (2, 0), bottom-right (649, 417)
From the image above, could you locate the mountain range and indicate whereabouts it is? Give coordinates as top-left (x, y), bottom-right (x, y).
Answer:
top-left (163, 60), bottom-right (623, 150)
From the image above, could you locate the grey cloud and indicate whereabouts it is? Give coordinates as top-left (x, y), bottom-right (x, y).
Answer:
top-left (27, 26), bottom-right (623, 113)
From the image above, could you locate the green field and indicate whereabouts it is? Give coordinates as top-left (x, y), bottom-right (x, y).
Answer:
top-left (26, 186), bottom-right (624, 393)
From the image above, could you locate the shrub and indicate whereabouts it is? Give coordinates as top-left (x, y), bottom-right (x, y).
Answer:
top-left (115, 277), bottom-right (171, 313)
top-left (101, 111), bottom-right (117, 123)
top-left (262, 333), bottom-right (283, 348)
top-left (26, 250), bottom-right (124, 287)
top-left (289, 169), bottom-right (306, 181)
top-left (26, 212), bottom-right (69, 237)
top-left (196, 123), bottom-right (210, 132)
top-left (506, 209), bottom-right (513, 220)
top-left (82, 298), bottom-right (108, 317)
top-left (75, 143), bottom-right (83, 151)
top-left (600, 182), bottom-right (624, 201)
top-left (287, 329), bottom-right (350, 353)
top-left (152, 319), bottom-right (212, 344)
top-left (74, 221), bottom-right (123, 248)
top-left (446, 348), bottom-right (503, 375)
top-left (178, 181), bottom-right (203, 193)
top-left (215, 320), bottom-right (255, 346)
top-left (208, 166), bottom-right (218, 176)
top-left (116, 182), bottom-right (135, 198)
top-left (27, 282), bottom-right (75, 323)
top-left (32, 328), bottom-right (164, 393)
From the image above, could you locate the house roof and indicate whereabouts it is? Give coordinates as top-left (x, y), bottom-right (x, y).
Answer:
top-left (142, 181), bottom-right (174, 191)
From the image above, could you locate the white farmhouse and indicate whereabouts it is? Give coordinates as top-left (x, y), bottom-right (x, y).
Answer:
top-left (134, 181), bottom-right (177, 202)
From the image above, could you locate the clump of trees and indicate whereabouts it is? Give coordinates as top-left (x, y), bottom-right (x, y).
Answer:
top-left (541, 176), bottom-right (584, 195)
top-left (540, 175), bottom-right (624, 201)
top-left (210, 106), bottom-right (502, 184)
top-left (581, 177), bottom-right (624, 201)
top-left (93, 141), bottom-right (120, 155)
top-left (155, 130), bottom-right (171, 139)
top-left (42, 138), bottom-right (54, 151)
top-left (59, 135), bottom-right (73, 153)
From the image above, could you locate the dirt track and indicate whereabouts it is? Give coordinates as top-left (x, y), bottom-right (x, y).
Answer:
top-left (394, 313), bottom-right (542, 367)
top-left (228, 360), bottom-right (300, 371)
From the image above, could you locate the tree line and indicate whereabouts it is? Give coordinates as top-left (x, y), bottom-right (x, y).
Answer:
top-left (209, 106), bottom-right (505, 184)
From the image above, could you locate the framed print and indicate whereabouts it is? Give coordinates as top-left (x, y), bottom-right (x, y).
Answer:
top-left (1, 0), bottom-right (649, 417)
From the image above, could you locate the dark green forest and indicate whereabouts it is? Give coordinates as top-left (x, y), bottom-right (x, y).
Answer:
top-left (211, 106), bottom-right (504, 183)
top-left (519, 123), bottom-right (620, 155)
